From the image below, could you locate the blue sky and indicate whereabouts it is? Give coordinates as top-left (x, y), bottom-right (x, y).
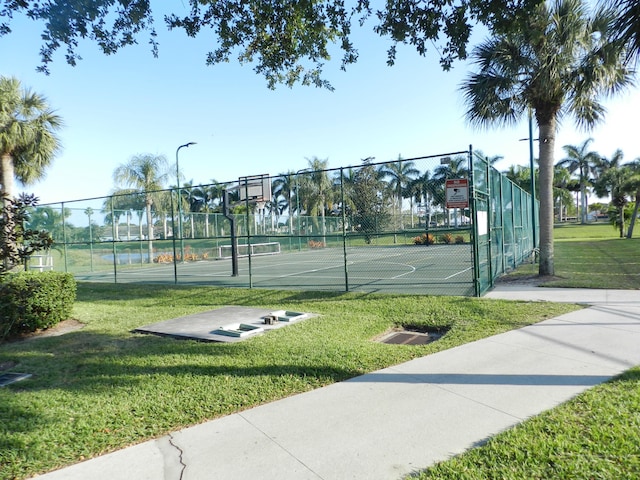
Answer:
top-left (1, 5), bottom-right (639, 205)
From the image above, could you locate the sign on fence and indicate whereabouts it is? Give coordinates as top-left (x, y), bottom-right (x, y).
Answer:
top-left (445, 179), bottom-right (469, 209)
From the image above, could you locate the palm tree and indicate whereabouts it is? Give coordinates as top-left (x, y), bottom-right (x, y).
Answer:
top-left (613, 0), bottom-right (640, 62)
top-left (460, 0), bottom-right (632, 275)
top-left (622, 159), bottom-right (640, 238)
top-left (332, 167), bottom-right (358, 229)
top-left (113, 154), bottom-right (169, 261)
top-left (191, 180), bottom-right (221, 237)
top-left (305, 157), bottom-right (332, 242)
top-left (181, 180), bottom-right (203, 238)
top-left (553, 165), bottom-right (573, 222)
top-left (475, 149), bottom-right (504, 166)
top-left (596, 164), bottom-right (631, 237)
top-left (272, 172), bottom-right (296, 234)
top-left (408, 170), bottom-right (439, 228)
top-left (557, 139), bottom-right (600, 224)
top-left (504, 165), bottom-right (533, 191)
top-left (378, 155), bottom-right (419, 228)
top-left (0, 76), bottom-right (62, 202)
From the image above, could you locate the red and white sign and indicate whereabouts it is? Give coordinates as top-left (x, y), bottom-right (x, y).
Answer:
top-left (445, 179), bottom-right (469, 209)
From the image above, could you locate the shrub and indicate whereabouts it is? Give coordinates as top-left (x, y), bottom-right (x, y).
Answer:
top-left (439, 233), bottom-right (453, 244)
top-left (455, 235), bottom-right (465, 244)
top-left (413, 233), bottom-right (435, 245)
top-left (0, 271), bottom-right (77, 339)
top-left (1, 194), bottom-right (54, 275)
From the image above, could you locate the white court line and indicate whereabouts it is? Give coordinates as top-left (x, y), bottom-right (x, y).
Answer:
top-left (391, 265), bottom-right (417, 279)
top-left (445, 267), bottom-right (473, 280)
top-left (273, 263), bottom-right (347, 279)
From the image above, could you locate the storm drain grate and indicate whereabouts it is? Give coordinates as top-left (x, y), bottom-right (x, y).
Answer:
top-left (0, 373), bottom-right (32, 387)
top-left (380, 332), bottom-right (440, 345)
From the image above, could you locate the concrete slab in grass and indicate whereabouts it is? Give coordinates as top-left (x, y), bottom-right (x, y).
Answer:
top-left (133, 306), bottom-right (313, 343)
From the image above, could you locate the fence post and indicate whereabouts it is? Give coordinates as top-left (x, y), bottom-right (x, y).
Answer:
top-left (61, 202), bottom-right (69, 273)
top-left (245, 182), bottom-right (253, 288)
top-left (170, 191), bottom-right (178, 284)
top-left (340, 167), bottom-right (349, 292)
top-left (469, 148), bottom-right (482, 297)
top-left (110, 202), bottom-right (117, 283)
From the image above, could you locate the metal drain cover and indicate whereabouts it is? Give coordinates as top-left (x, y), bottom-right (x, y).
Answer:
top-left (380, 332), bottom-right (438, 345)
top-left (0, 373), bottom-right (32, 387)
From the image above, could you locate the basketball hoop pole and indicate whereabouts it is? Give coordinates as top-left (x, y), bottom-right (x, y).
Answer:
top-left (223, 190), bottom-right (239, 276)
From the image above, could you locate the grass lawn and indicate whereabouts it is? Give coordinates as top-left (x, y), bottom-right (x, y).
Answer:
top-left (503, 222), bottom-right (640, 289)
top-left (0, 285), bottom-right (578, 480)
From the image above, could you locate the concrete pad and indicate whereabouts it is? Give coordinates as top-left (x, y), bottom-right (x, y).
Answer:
top-left (133, 306), bottom-right (313, 343)
top-left (484, 286), bottom-right (640, 306)
top-left (34, 438), bottom-right (173, 480)
top-left (237, 378), bottom-right (520, 480)
top-left (488, 313), bottom-right (640, 368)
top-left (377, 340), bottom-right (623, 419)
top-left (172, 414), bottom-right (322, 480)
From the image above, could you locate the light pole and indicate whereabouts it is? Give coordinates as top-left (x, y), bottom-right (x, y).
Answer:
top-left (176, 142), bottom-right (196, 261)
top-left (519, 110), bottom-right (538, 249)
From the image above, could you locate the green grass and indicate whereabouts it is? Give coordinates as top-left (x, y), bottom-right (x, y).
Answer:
top-left (504, 222), bottom-right (640, 289)
top-left (410, 367), bottom-right (640, 479)
top-left (0, 285), bottom-right (579, 480)
top-left (552, 221), bottom-right (624, 240)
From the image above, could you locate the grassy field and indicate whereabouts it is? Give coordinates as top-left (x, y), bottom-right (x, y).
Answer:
top-left (0, 286), bottom-right (578, 480)
top-left (503, 222), bottom-right (640, 289)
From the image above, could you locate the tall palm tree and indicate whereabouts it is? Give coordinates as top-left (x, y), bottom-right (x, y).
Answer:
top-left (113, 154), bottom-right (169, 260)
top-left (622, 159), bottom-right (640, 238)
top-left (379, 156), bottom-right (419, 228)
top-left (305, 157), bottom-right (332, 241)
top-left (475, 149), bottom-right (504, 166)
top-left (557, 138), bottom-right (600, 224)
top-left (504, 164), bottom-right (533, 191)
top-left (272, 172), bottom-right (296, 234)
top-left (553, 164), bottom-right (573, 222)
top-left (181, 180), bottom-right (202, 238)
top-left (595, 148), bottom-right (625, 181)
top-left (409, 170), bottom-right (439, 228)
top-left (460, 0), bottom-right (633, 275)
top-left (332, 167), bottom-right (358, 228)
top-left (0, 76), bottom-right (62, 202)
top-left (613, 0), bottom-right (640, 62)
top-left (595, 163), bottom-right (631, 237)
top-left (191, 180), bottom-right (221, 238)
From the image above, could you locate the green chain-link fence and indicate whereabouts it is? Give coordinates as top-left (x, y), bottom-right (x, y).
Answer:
top-left (26, 148), bottom-right (537, 296)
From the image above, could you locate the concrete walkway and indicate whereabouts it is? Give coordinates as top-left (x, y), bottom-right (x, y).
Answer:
top-left (34, 286), bottom-right (640, 480)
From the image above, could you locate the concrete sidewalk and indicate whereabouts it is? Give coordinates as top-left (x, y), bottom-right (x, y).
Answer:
top-left (34, 286), bottom-right (640, 480)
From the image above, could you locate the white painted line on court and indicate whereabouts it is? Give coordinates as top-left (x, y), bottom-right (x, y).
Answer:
top-left (391, 265), bottom-right (417, 279)
top-left (445, 267), bottom-right (472, 280)
top-left (274, 263), bottom-right (347, 279)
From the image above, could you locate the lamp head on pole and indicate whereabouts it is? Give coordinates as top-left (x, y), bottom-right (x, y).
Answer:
top-left (176, 142), bottom-right (197, 189)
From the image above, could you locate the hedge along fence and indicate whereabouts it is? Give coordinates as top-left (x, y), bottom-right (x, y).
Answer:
top-left (0, 272), bottom-right (77, 340)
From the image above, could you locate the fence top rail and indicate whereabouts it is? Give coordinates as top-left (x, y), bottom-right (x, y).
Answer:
top-left (37, 148), bottom-right (473, 207)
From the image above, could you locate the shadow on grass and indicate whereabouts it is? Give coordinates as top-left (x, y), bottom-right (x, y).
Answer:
top-left (0, 329), bottom-right (362, 395)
